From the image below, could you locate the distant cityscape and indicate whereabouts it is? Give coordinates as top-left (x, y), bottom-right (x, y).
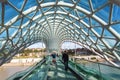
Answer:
top-left (14, 47), bottom-right (97, 58)
top-left (14, 48), bottom-right (46, 58)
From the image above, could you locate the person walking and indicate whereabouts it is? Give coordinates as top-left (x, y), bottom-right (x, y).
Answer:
top-left (51, 51), bottom-right (57, 65)
top-left (62, 50), bottom-right (69, 71)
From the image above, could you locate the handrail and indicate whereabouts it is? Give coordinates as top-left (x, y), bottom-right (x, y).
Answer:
top-left (68, 60), bottom-right (111, 80)
top-left (19, 59), bottom-right (46, 80)
top-left (72, 58), bottom-right (120, 80)
top-left (41, 57), bottom-right (50, 80)
top-left (82, 59), bottom-right (120, 69)
top-left (7, 66), bottom-right (32, 80)
top-left (7, 60), bottom-right (41, 80)
top-left (68, 63), bottom-right (84, 80)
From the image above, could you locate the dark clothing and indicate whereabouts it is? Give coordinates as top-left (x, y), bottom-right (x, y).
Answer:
top-left (62, 53), bottom-right (69, 62)
top-left (62, 53), bottom-right (69, 71)
top-left (51, 53), bottom-right (56, 64)
top-left (51, 53), bottom-right (56, 58)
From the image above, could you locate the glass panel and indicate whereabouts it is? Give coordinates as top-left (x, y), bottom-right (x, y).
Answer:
top-left (63, 0), bottom-right (73, 3)
top-left (0, 40), bottom-right (6, 49)
top-left (22, 26), bottom-right (27, 33)
top-left (116, 42), bottom-right (120, 50)
top-left (23, 0), bottom-right (37, 11)
top-left (23, 35), bottom-right (27, 41)
top-left (71, 9), bottom-right (78, 17)
top-left (115, 42), bottom-right (120, 56)
top-left (0, 30), bottom-right (7, 39)
top-left (82, 27), bottom-right (88, 33)
top-left (64, 16), bottom-right (70, 22)
top-left (62, 6), bottom-right (72, 12)
top-left (30, 29), bottom-right (34, 35)
top-left (12, 37), bottom-right (19, 44)
top-left (69, 25), bottom-right (74, 29)
top-left (79, 30), bottom-right (84, 36)
top-left (91, 0), bottom-right (108, 10)
top-left (91, 18), bottom-right (101, 27)
top-left (4, 41), bottom-right (12, 53)
top-left (76, 23), bottom-right (81, 29)
top-left (75, 60), bottom-right (120, 80)
top-left (93, 27), bottom-right (103, 35)
top-left (91, 45), bottom-right (97, 49)
top-left (86, 38), bottom-right (92, 46)
top-left (79, 23), bottom-right (85, 29)
top-left (81, 35), bottom-right (85, 40)
top-left (102, 38), bottom-right (117, 47)
top-left (57, 6), bottom-right (65, 12)
top-left (97, 40), bottom-right (106, 50)
top-left (35, 10), bottom-right (42, 17)
top-left (112, 4), bottom-right (120, 22)
top-left (8, 27), bottom-right (18, 37)
top-left (4, 4), bottom-right (19, 23)
top-left (91, 36), bottom-right (97, 42)
top-left (22, 17), bottom-right (30, 24)
top-left (74, 20), bottom-right (80, 27)
top-left (30, 22), bottom-right (36, 29)
top-left (0, 3), bottom-right (1, 24)
top-left (95, 5), bottom-right (110, 23)
top-left (0, 41), bottom-right (2, 48)
top-left (69, 16), bottom-right (76, 22)
top-left (0, 26), bottom-right (1, 30)
top-left (103, 28), bottom-right (115, 38)
top-left (77, 0), bottom-right (91, 11)
top-left (76, 10), bottom-right (86, 18)
top-left (12, 19), bottom-right (22, 27)
top-left (8, 0), bottom-right (24, 9)
top-left (111, 24), bottom-right (120, 35)
top-left (34, 17), bottom-right (42, 22)
top-left (0, 52), bottom-right (4, 58)
top-left (83, 17), bottom-right (90, 25)
top-left (22, 30), bottom-right (27, 37)
top-left (15, 30), bottom-right (21, 39)
top-left (27, 11), bottom-right (36, 17)
top-left (41, 6), bottom-right (53, 12)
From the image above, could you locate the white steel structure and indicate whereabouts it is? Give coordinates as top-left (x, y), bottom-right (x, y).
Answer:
top-left (0, 0), bottom-right (120, 67)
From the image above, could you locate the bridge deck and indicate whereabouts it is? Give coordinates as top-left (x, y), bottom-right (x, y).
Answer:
top-left (8, 56), bottom-right (120, 80)
top-left (47, 59), bottom-right (78, 80)
top-left (18, 57), bottom-right (79, 80)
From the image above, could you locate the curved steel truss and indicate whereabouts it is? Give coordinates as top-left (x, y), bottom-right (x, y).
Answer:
top-left (0, 0), bottom-right (120, 67)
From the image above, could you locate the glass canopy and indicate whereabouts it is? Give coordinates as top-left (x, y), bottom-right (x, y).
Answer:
top-left (0, 0), bottom-right (120, 67)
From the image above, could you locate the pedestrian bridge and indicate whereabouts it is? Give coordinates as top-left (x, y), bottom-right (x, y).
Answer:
top-left (0, 0), bottom-right (120, 80)
top-left (7, 56), bottom-right (120, 80)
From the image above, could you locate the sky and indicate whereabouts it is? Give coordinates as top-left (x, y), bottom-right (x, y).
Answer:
top-left (27, 42), bottom-right (82, 49)
top-left (61, 42), bottom-right (82, 49)
top-left (27, 42), bottom-right (45, 48)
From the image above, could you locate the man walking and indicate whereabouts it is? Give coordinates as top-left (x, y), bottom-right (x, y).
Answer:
top-left (62, 50), bottom-right (69, 71)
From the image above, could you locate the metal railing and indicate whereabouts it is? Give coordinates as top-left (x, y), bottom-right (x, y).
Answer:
top-left (19, 56), bottom-right (50, 80)
top-left (7, 61), bottom-right (42, 80)
top-left (69, 57), bottom-right (120, 80)
top-left (7, 58), bottom-right (46, 80)
top-left (19, 57), bottom-right (48, 80)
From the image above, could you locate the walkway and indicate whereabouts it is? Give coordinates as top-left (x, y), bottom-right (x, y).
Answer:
top-left (47, 59), bottom-right (78, 80)
top-left (8, 56), bottom-right (119, 80)
top-left (16, 57), bottom-right (79, 80)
